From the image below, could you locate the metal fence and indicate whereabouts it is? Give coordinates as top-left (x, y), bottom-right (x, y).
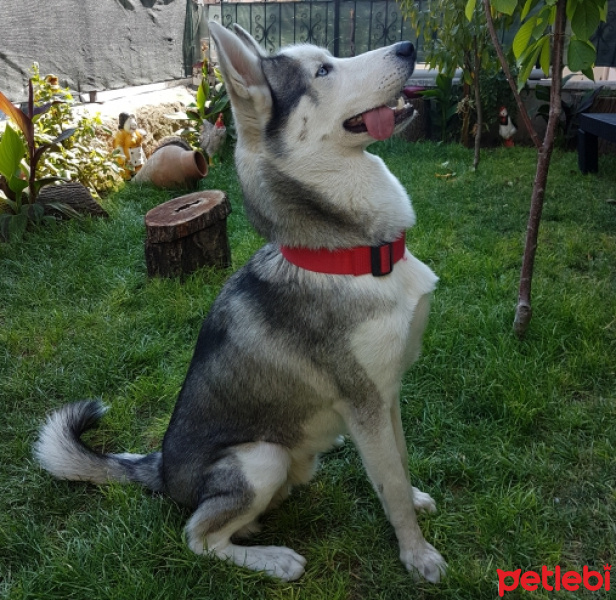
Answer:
top-left (207, 0), bottom-right (420, 59)
top-left (199, 0), bottom-right (616, 67)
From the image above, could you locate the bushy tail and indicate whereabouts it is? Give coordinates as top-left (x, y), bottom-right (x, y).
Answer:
top-left (34, 400), bottom-right (163, 492)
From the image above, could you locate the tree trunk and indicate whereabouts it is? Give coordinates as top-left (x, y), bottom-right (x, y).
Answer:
top-left (473, 39), bottom-right (483, 170)
top-left (461, 53), bottom-right (472, 148)
top-left (513, 149), bottom-right (550, 336)
top-left (513, 0), bottom-right (566, 338)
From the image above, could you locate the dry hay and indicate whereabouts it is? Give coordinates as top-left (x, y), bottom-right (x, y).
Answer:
top-left (97, 101), bottom-right (192, 158)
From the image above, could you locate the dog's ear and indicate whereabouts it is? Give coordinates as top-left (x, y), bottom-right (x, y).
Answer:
top-left (231, 24), bottom-right (265, 58)
top-left (208, 21), bottom-right (267, 100)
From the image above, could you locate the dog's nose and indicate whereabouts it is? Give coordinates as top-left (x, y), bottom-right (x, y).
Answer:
top-left (395, 42), bottom-right (416, 61)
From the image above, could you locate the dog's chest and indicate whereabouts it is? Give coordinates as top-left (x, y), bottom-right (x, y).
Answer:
top-left (349, 251), bottom-right (438, 399)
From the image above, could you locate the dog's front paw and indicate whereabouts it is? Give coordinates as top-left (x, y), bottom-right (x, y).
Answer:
top-left (242, 545), bottom-right (307, 582)
top-left (412, 487), bottom-right (437, 514)
top-left (216, 543), bottom-right (307, 582)
top-left (401, 542), bottom-right (447, 583)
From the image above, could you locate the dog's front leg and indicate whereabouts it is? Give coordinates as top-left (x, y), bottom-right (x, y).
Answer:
top-left (390, 401), bottom-right (438, 515)
top-left (344, 404), bottom-right (447, 583)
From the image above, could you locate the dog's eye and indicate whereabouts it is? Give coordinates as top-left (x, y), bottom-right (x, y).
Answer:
top-left (316, 64), bottom-right (331, 78)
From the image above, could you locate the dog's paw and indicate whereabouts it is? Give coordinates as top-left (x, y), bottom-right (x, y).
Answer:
top-left (401, 542), bottom-right (447, 583)
top-left (333, 435), bottom-right (346, 447)
top-left (216, 544), bottom-right (307, 582)
top-left (412, 487), bottom-right (437, 514)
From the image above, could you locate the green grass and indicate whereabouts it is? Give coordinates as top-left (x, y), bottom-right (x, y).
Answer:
top-left (1, 141), bottom-right (615, 599)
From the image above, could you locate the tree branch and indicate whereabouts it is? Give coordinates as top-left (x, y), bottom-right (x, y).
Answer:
top-left (482, 0), bottom-right (542, 149)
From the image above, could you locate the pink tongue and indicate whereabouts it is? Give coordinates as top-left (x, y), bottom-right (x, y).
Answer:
top-left (363, 106), bottom-right (395, 141)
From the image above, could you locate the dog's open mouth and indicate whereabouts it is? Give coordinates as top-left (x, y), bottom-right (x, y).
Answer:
top-left (343, 90), bottom-right (415, 141)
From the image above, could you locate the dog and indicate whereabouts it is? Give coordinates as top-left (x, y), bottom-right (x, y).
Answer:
top-left (34, 22), bottom-right (447, 584)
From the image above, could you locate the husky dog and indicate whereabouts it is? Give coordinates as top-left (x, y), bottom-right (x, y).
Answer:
top-left (34, 22), bottom-right (446, 583)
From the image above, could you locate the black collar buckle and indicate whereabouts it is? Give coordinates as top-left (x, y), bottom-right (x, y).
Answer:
top-left (371, 241), bottom-right (394, 277)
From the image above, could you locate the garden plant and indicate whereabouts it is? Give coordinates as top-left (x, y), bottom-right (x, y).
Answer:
top-left (165, 60), bottom-right (232, 150)
top-left (0, 80), bottom-right (76, 241)
top-left (0, 66), bottom-right (122, 241)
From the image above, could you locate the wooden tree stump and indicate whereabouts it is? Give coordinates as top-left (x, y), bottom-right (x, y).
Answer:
top-left (145, 190), bottom-right (232, 278)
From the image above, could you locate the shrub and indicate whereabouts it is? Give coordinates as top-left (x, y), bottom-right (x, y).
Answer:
top-left (28, 63), bottom-right (124, 199)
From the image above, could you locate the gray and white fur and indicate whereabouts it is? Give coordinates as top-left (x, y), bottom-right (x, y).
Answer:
top-left (34, 22), bottom-right (447, 583)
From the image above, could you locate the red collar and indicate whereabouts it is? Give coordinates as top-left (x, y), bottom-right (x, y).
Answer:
top-left (280, 232), bottom-right (406, 277)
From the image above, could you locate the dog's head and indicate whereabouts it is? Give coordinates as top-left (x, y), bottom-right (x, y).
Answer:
top-left (207, 22), bottom-right (417, 248)
top-left (208, 22), bottom-right (416, 153)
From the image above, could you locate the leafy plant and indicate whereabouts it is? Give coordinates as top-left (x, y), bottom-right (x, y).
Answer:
top-left (400, 0), bottom-right (510, 166)
top-left (27, 64), bottom-right (123, 199)
top-left (535, 77), bottom-right (604, 148)
top-left (166, 61), bottom-right (232, 148)
top-left (0, 80), bottom-right (76, 241)
top-left (418, 74), bottom-right (460, 142)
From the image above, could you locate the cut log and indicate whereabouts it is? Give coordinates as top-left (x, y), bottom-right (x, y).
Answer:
top-left (38, 182), bottom-right (109, 219)
top-left (145, 190), bottom-right (232, 278)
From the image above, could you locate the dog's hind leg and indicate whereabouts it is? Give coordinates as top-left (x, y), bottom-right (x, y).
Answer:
top-left (184, 442), bottom-right (307, 582)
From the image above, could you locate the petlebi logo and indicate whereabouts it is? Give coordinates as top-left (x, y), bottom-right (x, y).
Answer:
top-left (497, 564), bottom-right (611, 596)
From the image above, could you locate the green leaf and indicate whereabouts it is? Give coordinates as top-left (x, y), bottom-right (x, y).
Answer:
top-left (517, 40), bottom-right (543, 90)
top-left (32, 101), bottom-right (62, 118)
top-left (570, 3), bottom-right (601, 40)
top-left (548, 4), bottom-right (557, 24)
top-left (418, 89), bottom-right (440, 98)
top-left (539, 36), bottom-right (551, 76)
top-left (465, 0), bottom-right (476, 22)
top-left (533, 14), bottom-right (549, 38)
top-left (0, 213), bottom-right (12, 241)
top-left (492, 0), bottom-right (518, 16)
top-left (567, 38), bottom-right (597, 72)
top-left (521, 0), bottom-right (537, 21)
top-left (2, 212), bottom-right (28, 241)
top-left (8, 174), bottom-right (28, 195)
top-left (0, 124), bottom-right (26, 180)
top-left (196, 79), bottom-right (210, 116)
top-left (599, 0), bottom-right (608, 21)
top-left (26, 202), bottom-right (45, 224)
top-left (446, 105), bottom-right (459, 119)
top-left (52, 128), bottom-right (77, 145)
top-left (44, 201), bottom-right (82, 220)
top-left (513, 18), bottom-right (537, 60)
top-left (207, 98), bottom-right (230, 118)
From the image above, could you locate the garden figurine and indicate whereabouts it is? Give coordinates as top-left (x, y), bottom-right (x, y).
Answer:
top-left (199, 113), bottom-right (227, 165)
top-left (498, 106), bottom-right (517, 147)
top-left (113, 112), bottom-right (146, 179)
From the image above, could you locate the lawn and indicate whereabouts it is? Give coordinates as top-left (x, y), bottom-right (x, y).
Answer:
top-left (1, 140), bottom-right (615, 599)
